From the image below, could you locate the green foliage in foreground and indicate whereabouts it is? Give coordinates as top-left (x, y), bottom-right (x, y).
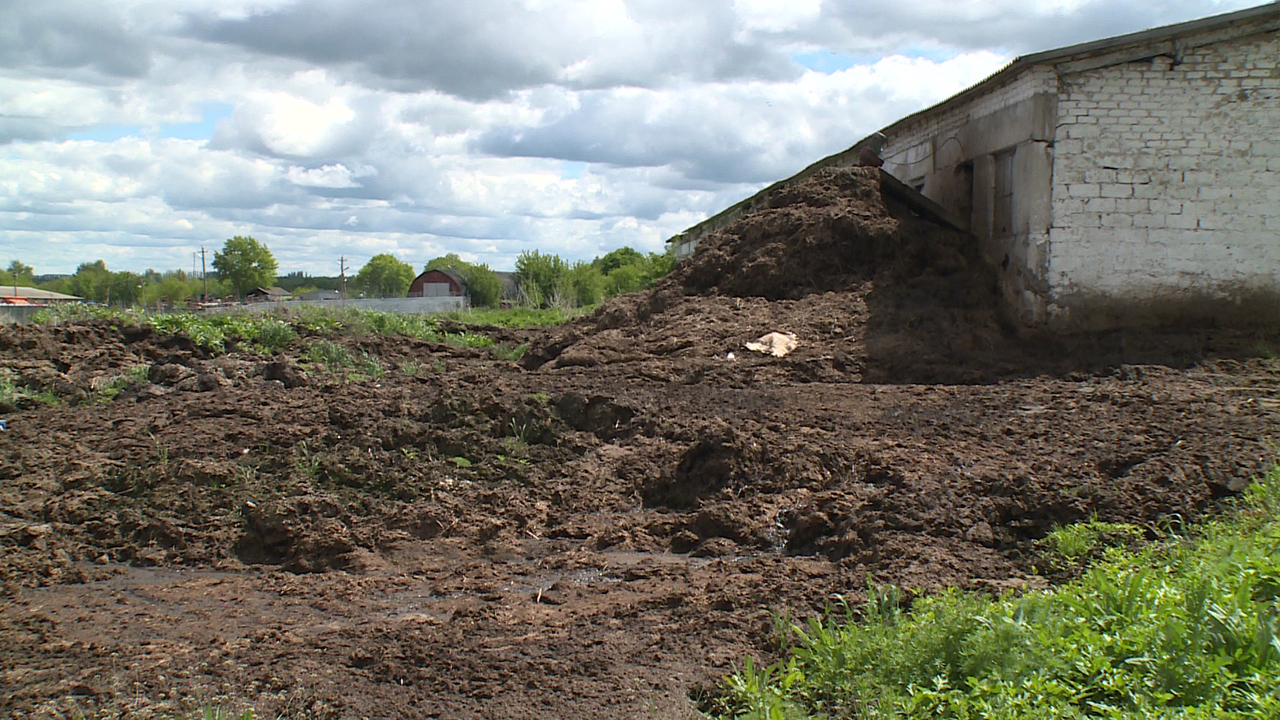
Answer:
top-left (32, 304), bottom-right (297, 354)
top-left (712, 464), bottom-right (1280, 720)
top-left (32, 304), bottom-right (563, 355)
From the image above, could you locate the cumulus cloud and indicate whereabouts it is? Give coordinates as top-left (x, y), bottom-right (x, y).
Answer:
top-left (477, 51), bottom-right (1010, 183)
top-left (0, 1), bottom-right (153, 77)
top-left (816, 0), bottom-right (1263, 55)
top-left (0, 0), bottom-right (1265, 275)
top-left (182, 0), bottom-right (799, 98)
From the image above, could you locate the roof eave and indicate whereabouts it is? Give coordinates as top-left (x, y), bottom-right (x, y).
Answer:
top-left (867, 1), bottom-right (1278, 144)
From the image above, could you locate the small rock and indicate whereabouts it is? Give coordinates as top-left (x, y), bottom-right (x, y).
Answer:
top-left (691, 537), bottom-right (738, 558)
top-left (263, 361), bottom-right (308, 388)
top-left (965, 521), bottom-right (995, 547)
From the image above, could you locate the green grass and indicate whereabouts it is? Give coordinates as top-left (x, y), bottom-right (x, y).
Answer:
top-left (0, 368), bottom-right (62, 408)
top-left (1041, 517), bottom-right (1145, 561)
top-left (708, 464), bottom-right (1280, 720)
top-left (441, 306), bottom-right (579, 328)
top-left (87, 364), bottom-right (152, 403)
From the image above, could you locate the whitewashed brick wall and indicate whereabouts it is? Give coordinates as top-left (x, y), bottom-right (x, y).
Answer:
top-left (881, 66), bottom-right (1056, 181)
top-left (1047, 25), bottom-right (1280, 318)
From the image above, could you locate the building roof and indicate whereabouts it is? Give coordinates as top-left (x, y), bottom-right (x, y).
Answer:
top-left (414, 267), bottom-right (467, 286)
top-left (249, 286), bottom-right (291, 297)
top-left (0, 286), bottom-right (81, 301)
top-left (874, 2), bottom-right (1279, 144)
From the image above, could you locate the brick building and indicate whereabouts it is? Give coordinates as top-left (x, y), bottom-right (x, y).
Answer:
top-left (673, 3), bottom-right (1279, 328)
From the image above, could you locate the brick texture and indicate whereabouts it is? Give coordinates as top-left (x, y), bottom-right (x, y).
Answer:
top-left (1048, 26), bottom-right (1280, 303)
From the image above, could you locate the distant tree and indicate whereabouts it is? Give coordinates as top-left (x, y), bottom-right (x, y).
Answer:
top-left (425, 253), bottom-right (468, 272)
top-left (605, 263), bottom-right (646, 296)
top-left (588, 246), bottom-right (678, 300)
top-left (5, 260), bottom-right (34, 285)
top-left (142, 273), bottom-right (197, 307)
top-left (566, 261), bottom-right (605, 307)
top-left (354, 253), bottom-right (414, 298)
top-left (461, 265), bottom-right (503, 307)
top-left (68, 260), bottom-right (112, 303)
top-left (109, 270), bottom-right (145, 307)
top-left (515, 250), bottom-right (568, 308)
top-left (213, 236), bottom-right (278, 298)
top-left (593, 247), bottom-right (644, 275)
top-left (644, 250), bottom-right (676, 284)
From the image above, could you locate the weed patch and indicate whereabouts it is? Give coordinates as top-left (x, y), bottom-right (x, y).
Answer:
top-left (708, 464), bottom-right (1280, 720)
top-left (0, 369), bottom-right (61, 409)
top-left (302, 340), bottom-right (355, 373)
top-left (490, 342), bottom-right (529, 361)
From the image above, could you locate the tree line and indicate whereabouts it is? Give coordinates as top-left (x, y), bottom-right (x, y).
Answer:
top-left (4, 236), bottom-right (676, 309)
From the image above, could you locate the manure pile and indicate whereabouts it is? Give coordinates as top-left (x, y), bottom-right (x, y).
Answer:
top-left (1, 166), bottom-right (1277, 719)
top-left (525, 166), bottom-right (1012, 384)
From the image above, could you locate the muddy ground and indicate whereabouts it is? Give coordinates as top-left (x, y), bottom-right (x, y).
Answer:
top-left (2, 168), bottom-right (1278, 719)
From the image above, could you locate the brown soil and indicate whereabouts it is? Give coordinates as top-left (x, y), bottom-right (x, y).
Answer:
top-left (2, 168), bottom-right (1278, 719)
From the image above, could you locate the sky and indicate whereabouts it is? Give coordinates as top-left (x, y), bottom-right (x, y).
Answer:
top-left (0, 0), bottom-right (1265, 276)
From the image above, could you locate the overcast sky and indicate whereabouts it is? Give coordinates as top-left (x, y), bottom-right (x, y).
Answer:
top-left (0, 0), bottom-right (1264, 276)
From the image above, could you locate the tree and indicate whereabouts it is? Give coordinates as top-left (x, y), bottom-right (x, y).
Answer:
top-left (643, 250), bottom-right (676, 284)
top-left (515, 250), bottom-right (568, 307)
top-left (566, 261), bottom-right (605, 307)
top-left (605, 263), bottom-right (646, 296)
top-left (593, 247), bottom-right (644, 275)
top-left (213, 236), bottom-right (278, 298)
top-left (354, 253), bottom-right (414, 298)
top-left (68, 260), bottom-right (112, 303)
top-left (5, 260), bottom-right (34, 285)
top-left (142, 272), bottom-right (198, 308)
top-left (425, 253), bottom-right (468, 272)
top-left (109, 271), bottom-right (145, 308)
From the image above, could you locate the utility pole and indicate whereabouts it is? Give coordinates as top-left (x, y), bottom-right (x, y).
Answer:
top-left (339, 256), bottom-right (347, 302)
top-left (200, 247), bottom-right (208, 303)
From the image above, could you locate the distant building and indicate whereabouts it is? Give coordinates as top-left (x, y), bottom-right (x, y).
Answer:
top-left (494, 271), bottom-right (519, 302)
top-left (672, 3), bottom-right (1280, 329)
top-left (408, 269), bottom-right (467, 298)
top-left (245, 286), bottom-right (291, 303)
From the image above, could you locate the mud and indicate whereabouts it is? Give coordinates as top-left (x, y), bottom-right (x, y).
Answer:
top-left (2, 168), bottom-right (1279, 719)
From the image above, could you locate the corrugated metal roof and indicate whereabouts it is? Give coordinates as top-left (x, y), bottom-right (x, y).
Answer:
top-left (0, 286), bottom-right (81, 301)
